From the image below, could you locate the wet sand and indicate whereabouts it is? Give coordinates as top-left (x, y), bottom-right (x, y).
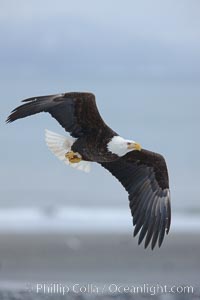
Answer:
top-left (0, 232), bottom-right (199, 299)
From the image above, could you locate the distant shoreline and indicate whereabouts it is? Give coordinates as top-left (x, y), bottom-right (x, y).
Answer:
top-left (0, 207), bottom-right (200, 234)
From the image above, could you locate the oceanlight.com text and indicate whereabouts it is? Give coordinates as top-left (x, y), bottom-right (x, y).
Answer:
top-left (27, 282), bottom-right (194, 296)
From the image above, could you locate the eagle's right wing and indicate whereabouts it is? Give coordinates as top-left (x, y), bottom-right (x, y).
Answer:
top-left (101, 149), bottom-right (171, 250)
top-left (7, 92), bottom-right (109, 138)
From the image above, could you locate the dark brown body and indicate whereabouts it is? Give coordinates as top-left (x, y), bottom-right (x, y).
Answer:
top-left (72, 128), bottom-right (119, 162)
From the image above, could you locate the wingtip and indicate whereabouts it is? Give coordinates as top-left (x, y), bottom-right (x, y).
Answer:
top-left (144, 237), bottom-right (151, 249)
top-left (143, 239), bottom-right (156, 250)
top-left (133, 222), bottom-right (143, 237)
top-left (138, 238), bottom-right (143, 246)
top-left (6, 116), bottom-right (12, 124)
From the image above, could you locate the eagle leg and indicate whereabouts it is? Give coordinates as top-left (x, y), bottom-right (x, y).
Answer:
top-left (65, 151), bottom-right (82, 163)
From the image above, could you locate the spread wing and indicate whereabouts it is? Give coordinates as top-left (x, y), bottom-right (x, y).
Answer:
top-left (101, 149), bottom-right (171, 250)
top-left (6, 92), bottom-right (107, 138)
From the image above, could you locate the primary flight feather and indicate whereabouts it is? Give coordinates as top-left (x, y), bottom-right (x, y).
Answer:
top-left (7, 92), bottom-right (171, 249)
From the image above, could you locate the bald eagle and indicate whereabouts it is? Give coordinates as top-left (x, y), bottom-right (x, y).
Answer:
top-left (7, 92), bottom-right (171, 250)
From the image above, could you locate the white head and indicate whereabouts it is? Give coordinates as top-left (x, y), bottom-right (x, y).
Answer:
top-left (107, 136), bottom-right (142, 157)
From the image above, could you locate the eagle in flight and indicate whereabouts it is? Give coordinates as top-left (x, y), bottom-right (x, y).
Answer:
top-left (7, 92), bottom-right (171, 250)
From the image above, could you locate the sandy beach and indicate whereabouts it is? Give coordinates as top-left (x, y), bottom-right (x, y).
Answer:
top-left (0, 231), bottom-right (199, 299)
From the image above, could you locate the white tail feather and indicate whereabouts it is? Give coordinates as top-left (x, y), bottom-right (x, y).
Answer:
top-left (45, 129), bottom-right (91, 173)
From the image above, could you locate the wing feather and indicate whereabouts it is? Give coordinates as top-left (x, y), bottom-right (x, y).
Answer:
top-left (101, 149), bottom-right (171, 249)
top-left (6, 92), bottom-right (108, 138)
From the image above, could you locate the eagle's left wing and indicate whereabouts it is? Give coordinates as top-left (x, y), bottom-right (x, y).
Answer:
top-left (101, 149), bottom-right (171, 250)
top-left (6, 92), bottom-right (111, 138)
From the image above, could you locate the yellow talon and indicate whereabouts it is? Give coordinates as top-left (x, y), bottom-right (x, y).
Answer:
top-left (65, 151), bottom-right (82, 163)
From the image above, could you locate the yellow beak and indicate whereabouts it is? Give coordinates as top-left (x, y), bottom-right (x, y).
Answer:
top-left (128, 142), bottom-right (142, 151)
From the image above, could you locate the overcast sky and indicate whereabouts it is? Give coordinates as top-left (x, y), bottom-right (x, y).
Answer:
top-left (1, 0), bottom-right (200, 81)
top-left (1, 1), bottom-right (200, 215)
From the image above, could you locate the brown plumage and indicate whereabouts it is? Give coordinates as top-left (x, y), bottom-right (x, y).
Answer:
top-left (7, 92), bottom-right (171, 249)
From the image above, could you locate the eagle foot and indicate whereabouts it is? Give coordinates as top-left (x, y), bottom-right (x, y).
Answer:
top-left (65, 151), bottom-right (82, 163)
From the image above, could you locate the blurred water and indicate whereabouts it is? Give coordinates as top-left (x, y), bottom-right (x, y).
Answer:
top-left (0, 206), bottom-right (200, 234)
